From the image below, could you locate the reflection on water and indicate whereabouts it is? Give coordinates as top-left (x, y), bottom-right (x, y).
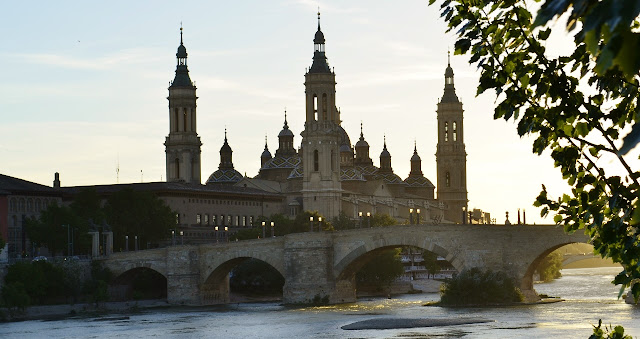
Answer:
top-left (1, 267), bottom-right (638, 338)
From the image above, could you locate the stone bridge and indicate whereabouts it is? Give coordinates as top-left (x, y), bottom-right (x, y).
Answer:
top-left (101, 224), bottom-right (589, 305)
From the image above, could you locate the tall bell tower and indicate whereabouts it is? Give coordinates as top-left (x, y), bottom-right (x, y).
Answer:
top-left (436, 54), bottom-right (468, 223)
top-left (301, 12), bottom-right (342, 219)
top-left (165, 27), bottom-right (202, 184)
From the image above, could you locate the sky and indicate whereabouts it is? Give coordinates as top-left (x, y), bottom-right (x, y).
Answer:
top-left (3, 0), bottom-right (635, 224)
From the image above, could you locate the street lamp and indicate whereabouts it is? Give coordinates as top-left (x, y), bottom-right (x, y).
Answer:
top-left (125, 235), bottom-right (129, 251)
top-left (416, 209), bottom-right (421, 224)
top-left (135, 235), bottom-right (139, 251)
top-left (262, 221), bottom-right (266, 239)
top-left (179, 231), bottom-right (184, 245)
top-left (214, 226), bottom-right (219, 242)
top-left (271, 221), bottom-right (275, 237)
top-left (224, 226), bottom-right (229, 242)
top-left (358, 211), bottom-right (363, 228)
top-left (318, 217), bottom-right (323, 232)
top-left (409, 208), bottom-right (414, 224)
top-left (309, 216), bottom-right (314, 232)
top-left (367, 212), bottom-right (371, 228)
top-left (171, 230), bottom-right (175, 246)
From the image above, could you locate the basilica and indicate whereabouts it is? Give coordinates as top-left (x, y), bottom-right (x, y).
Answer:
top-left (164, 14), bottom-right (468, 226)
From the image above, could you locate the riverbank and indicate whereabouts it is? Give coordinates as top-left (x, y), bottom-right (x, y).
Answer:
top-left (1, 299), bottom-right (170, 322)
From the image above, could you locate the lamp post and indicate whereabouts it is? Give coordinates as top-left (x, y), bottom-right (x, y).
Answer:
top-left (125, 235), bottom-right (129, 251)
top-left (214, 226), bottom-right (219, 243)
top-left (309, 216), bottom-right (314, 232)
top-left (224, 226), bottom-right (229, 242)
top-left (318, 217), bottom-right (323, 232)
top-left (135, 235), bottom-right (139, 251)
top-left (179, 231), bottom-right (183, 245)
top-left (270, 221), bottom-right (275, 237)
top-left (63, 224), bottom-right (70, 256)
top-left (416, 209), bottom-right (421, 224)
top-left (171, 230), bottom-right (175, 246)
top-left (367, 212), bottom-right (371, 228)
top-left (409, 208), bottom-right (414, 224)
top-left (262, 221), bottom-right (266, 239)
top-left (358, 212), bottom-right (363, 228)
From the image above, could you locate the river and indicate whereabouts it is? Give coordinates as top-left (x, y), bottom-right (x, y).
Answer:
top-left (1, 267), bottom-right (638, 338)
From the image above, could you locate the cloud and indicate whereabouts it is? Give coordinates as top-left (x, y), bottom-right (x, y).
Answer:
top-left (4, 48), bottom-right (162, 70)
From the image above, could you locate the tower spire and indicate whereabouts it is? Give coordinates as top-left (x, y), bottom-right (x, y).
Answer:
top-left (180, 23), bottom-right (183, 44)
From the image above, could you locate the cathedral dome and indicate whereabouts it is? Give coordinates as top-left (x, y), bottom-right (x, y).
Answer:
top-left (338, 126), bottom-right (351, 148)
top-left (261, 148), bottom-right (272, 159)
top-left (176, 44), bottom-right (187, 59)
top-left (314, 29), bottom-right (325, 45)
top-left (206, 168), bottom-right (243, 184)
top-left (278, 126), bottom-right (294, 137)
top-left (355, 138), bottom-right (369, 148)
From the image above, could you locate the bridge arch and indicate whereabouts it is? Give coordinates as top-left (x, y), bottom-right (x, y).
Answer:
top-left (110, 267), bottom-right (168, 301)
top-left (520, 241), bottom-right (589, 293)
top-left (199, 243), bottom-right (286, 305)
top-left (334, 235), bottom-right (463, 281)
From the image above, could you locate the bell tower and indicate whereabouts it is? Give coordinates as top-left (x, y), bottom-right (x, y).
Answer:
top-left (436, 53), bottom-right (468, 223)
top-left (165, 27), bottom-right (202, 184)
top-left (301, 12), bottom-right (341, 219)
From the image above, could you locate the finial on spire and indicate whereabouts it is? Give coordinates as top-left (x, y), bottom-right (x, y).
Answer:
top-left (360, 121), bottom-right (364, 138)
top-left (224, 126), bottom-right (228, 142)
top-left (447, 50), bottom-right (450, 66)
top-left (414, 139), bottom-right (417, 152)
top-left (264, 134), bottom-right (268, 148)
top-left (383, 134), bottom-right (387, 148)
top-left (180, 23), bottom-right (183, 44)
top-left (317, 8), bottom-right (321, 29)
top-left (284, 108), bottom-right (288, 123)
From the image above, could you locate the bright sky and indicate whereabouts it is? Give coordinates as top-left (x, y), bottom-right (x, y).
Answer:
top-left (5, 0), bottom-right (634, 224)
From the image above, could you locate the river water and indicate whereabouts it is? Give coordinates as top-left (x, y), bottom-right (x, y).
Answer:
top-left (2, 267), bottom-right (638, 338)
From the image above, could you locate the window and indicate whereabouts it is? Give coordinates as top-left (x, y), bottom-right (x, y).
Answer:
top-left (227, 215), bottom-right (232, 226)
top-left (183, 108), bottom-right (187, 132)
top-left (249, 216), bottom-right (254, 226)
top-left (196, 214), bottom-right (201, 224)
top-left (446, 172), bottom-right (451, 187)
top-left (19, 199), bottom-right (25, 212)
top-left (322, 93), bottom-right (327, 120)
top-left (453, 121), bottom-right (457, 141)
top-left (331, 150), bottom-right (335, 171)
top-left (27, 199), bottom-right (33, 212)
top-left (314, 150), bottom-right (319, 171)
top-left (174, 108), bottom-right (179, 132)
top-left (444, 122), bottom-right (449, 142)
top-left (175, 158), bottom-right (180, 178)
top-left (212, 215), bottom-right (217, 225)
top-left (35, 199), bottom-right (41, 212)
top-left (176, 213), bottom-right (180, 224)
top-left (242, 216), bottom-right (247, 227)
top-left (9, 199), bottom-right (16, 212)
top-left (204, 214), bottom-right (209, 225)
top-left (313, 95), bottom-right (318, 120)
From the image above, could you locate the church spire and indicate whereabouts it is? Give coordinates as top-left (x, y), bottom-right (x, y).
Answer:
top-left (171, 26), bottom-right (193, 88)
top-left (441, 51), bottom-right (459, 103)
top-left (261, 133), bottom-right (272, 166)
top-left (309, 10), bottom-right (331, 74)
top-left (220, 127), bottom-right (234, 169)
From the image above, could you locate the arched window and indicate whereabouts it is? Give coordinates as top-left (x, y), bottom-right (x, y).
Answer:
top-left (175, 158), bottom-right (180, 178)
top-left (331, 150), bottom-right (335, 171)
top-left (322, 93), bottom-right (328, 120)
top-left (9, 198), bottom-right (16, 212)
top-left (27, 199), bottom-right (33, 212)
top-left (174, 108), bottom-right (179, 132)
top-left (453, 121), bottom-right (457, 141)
top-left (183, 108), bottom-right (187, 132)
top-left (19, 199), bottom-right (25, 212)
top-left (444, 122), bottom-right (449, 142)
top-left (446, 172), bottom-right (451, 187)
top-left (314, 150), bottom-right (319, 171)
top-left (313, 95), bottom-right (318, 120)
top-left (35, 199), bottom-right (41, 212)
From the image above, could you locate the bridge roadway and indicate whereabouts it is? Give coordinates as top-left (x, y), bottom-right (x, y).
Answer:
top-left (101, 224), bottom-right (589, 305)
